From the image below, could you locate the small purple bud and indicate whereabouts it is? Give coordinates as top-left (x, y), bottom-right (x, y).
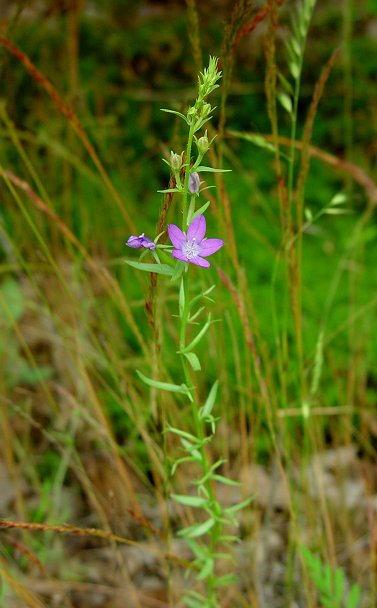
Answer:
top-left (126, 233), bottom-right (156, 250)
top-left (188, 172), bottom-right (200, 194)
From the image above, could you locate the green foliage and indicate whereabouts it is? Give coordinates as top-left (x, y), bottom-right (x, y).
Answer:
top-left (300, 546), bottom-right (361, 608)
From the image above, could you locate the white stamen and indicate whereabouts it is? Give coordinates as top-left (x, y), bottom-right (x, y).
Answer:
top-left (183, 238), bottom-right (200, 260)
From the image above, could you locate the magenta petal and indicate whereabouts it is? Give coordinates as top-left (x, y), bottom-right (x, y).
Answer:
top-left (187, 214), bottom-right (206, 242)
top-left (168, 224), bottom-right (186, 249)
top-left (199, 238), bottom-right (224, 257)
top-left (172, 249), bottom-right (189, 262)
top-left (190, 256), bottom-right (210, 268)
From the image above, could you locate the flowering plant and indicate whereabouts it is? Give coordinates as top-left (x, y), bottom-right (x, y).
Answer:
top-left (125, 57), bottom-right (250, 607)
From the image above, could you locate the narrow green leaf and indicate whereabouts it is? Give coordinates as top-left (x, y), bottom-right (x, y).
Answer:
top-left (179, 517), bottom-right (215, 538)
top-left (305, 207), bottom-right (313, 222)
top-left (180, 314), bottom-right (212, 354)
top-left (157, 187), bottom-right (180, 193)
top-left (289, 61), bottom-right (300, 80)
top-left (183, 351), bottom-right (201, 371)
top-left (188, 306), bottom-right (205, 323)
top-left (213, 474), bottom-right (240, 487)
top-left (346, 584), bottom-right (361, 608)
top-left (278, 93), bottom-right (293, 114)
top-left (329, 192), bottom-right (347, 206)
top-left (335, 568), bottom-right (345, 603)
top-left (224, 496), bottom-right (253, 514)
top-left (195, 165), bottom-right (231, 173)
top-left (126, 261), bottom-right (174, 275)
top-left (325, 208), bottom-right (351, 215)
top-left (171, 494), bottom-right (207, 508)
top-left (165, 424), bottom-right (197, 442)
top-left (278, 71), bottom-right (293, 94)
top-left (137, 371), bottom-right (189, 394)
top-left (197, 558), bottom-right (213, 581)
top-left (191, 200), bottom-right (210, 222)
top-left (184, 591), bottom-right (207, 608)
top-left (179, 278), bottom-right (185, 318)
top-left (171, 260), bottom-right (185, 282)
top-left (160, 108), bottom-right (188, 123)
top-left (200, 380), bottom-right (219, 419)
top-left (187, 196), bottom-right (196, 226)
top-left (171, 457), bottom-right (196, 475)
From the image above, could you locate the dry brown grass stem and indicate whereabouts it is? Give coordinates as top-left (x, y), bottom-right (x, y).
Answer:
top-left (269, 136), bottom-right (377, 203)
top-left (0, 36), bottom-right (135, 232)
top-left (2, 169), bottom-right (149, 358)
top-left (3, 536), bottom-right (47, 574)
top-left (0, 557), bottom-right (45, 608)
top-left (296, 48), bottom-right (342, 211)
top-left (217, 267), bottom-right (270, 409)
top-left (0, 519), bottom-right (151, 551)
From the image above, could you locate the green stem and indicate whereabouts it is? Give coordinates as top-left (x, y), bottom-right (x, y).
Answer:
top-left (182, 122), bottom-right (196, 229)
top-left (179, 273), bottom-right (222, 606)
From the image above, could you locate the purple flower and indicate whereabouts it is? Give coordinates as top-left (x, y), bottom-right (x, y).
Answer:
top-left (188, 172), bottom-right (200, 194)
top-left (126, 233), bottom-right (156, 250)
top-left (168, 215), bottom-right (223, 268)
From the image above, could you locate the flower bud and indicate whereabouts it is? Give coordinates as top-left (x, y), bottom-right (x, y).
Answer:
top-left (201, 102), bottom-right (212, 118)
top-left (197, 132), bottom-right (209, 154)
top-left (188, 172), bottom-right (200, 194)
top-left (170, 151), bottom-right (183, 171)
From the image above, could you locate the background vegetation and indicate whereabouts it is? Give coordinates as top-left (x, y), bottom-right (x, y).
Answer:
top-left (0, 0), bottom-right (376, 606)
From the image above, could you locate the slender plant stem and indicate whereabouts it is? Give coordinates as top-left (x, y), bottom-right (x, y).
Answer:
top-left (179, 271), bottom-right (222, 605)
top-left (182, 122), bottom-right (195, 229)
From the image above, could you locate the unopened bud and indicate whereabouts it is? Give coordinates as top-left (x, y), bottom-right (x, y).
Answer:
top-left (170, 151), bottom-right (183, 171)
top-left (197, 132), bottom-right (209, 154)
top-left (188, 172), bottom-right (200, 194)
top-left (201, 102), bottom-right (212, 118)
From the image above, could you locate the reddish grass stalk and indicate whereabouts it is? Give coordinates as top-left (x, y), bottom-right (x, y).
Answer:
top-left (231, 0), bottom-right (285, 54)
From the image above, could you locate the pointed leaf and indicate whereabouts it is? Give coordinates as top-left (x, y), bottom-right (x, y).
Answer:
top-left (213, 474), bottom-right (240, 486)
top-left (171, 494), bottom-right (207, 508)
top-left (171, 260), bottom-right (186, 282)
top-left (179, 314), bottom-right (212, 354)
top-left (224, 496), bottom-right (253, 514)
top-left (183, 351), bottom-right (201, 371)
top-left (160, 108), bottom-right (188, 123)
top-left (179, 517), bottom-right (215, 538)
top-left (179, 278), bottom-right (185, 317)
top-left (126, 261), bottom-right (174, 275)
top-left (278, 93), bottom-right (293, 114)
top-left (200, 380), bottom-right (219, 419)
top-left (197, 558), bottom-right (214, 581)
top-left (346, 584), bottom-right (361, 608)
top-left (136, 371), bottom-right (189, 395)
top-left (195, 165), bottom-right (231, 173)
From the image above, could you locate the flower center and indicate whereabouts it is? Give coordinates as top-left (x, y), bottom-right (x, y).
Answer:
top-left (182, 238), bottom-right (200, 260)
